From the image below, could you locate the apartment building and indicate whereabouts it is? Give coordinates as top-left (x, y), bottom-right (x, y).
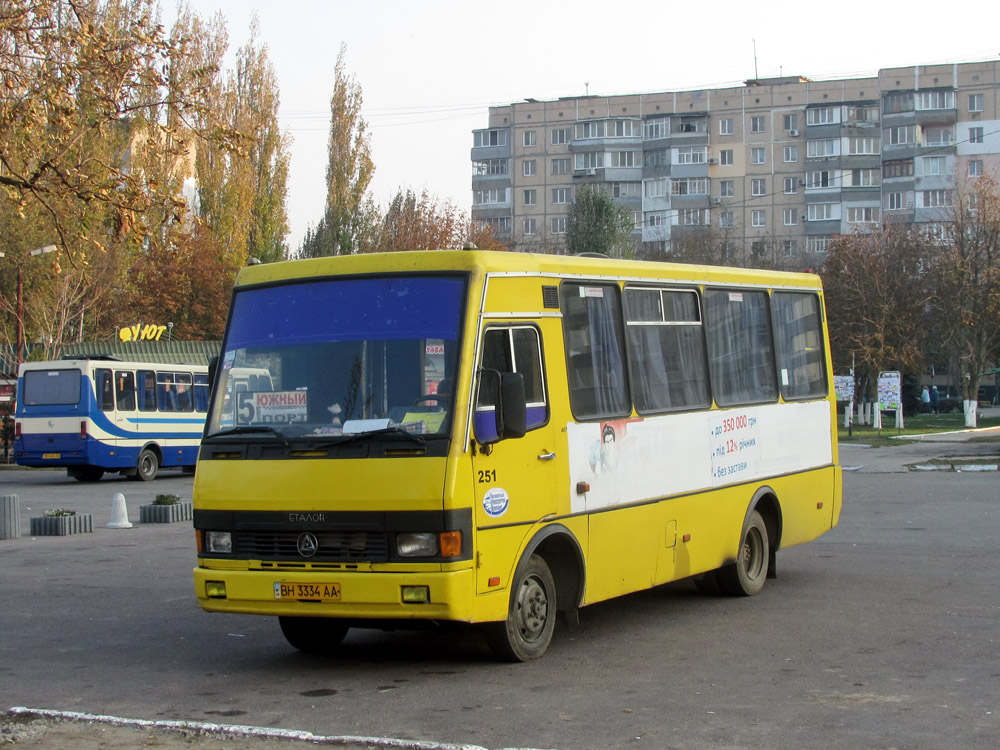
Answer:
top-left (471, 60), bottom-right (1000, 264)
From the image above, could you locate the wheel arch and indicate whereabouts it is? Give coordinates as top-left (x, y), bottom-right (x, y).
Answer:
top-left (518, 523), bottom-right (586, 613)
top-left (747, 485), bottom-right (782, 579)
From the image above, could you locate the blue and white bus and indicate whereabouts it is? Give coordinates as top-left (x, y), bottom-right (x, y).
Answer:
top-left (14, 357), bottom-right (209, 481)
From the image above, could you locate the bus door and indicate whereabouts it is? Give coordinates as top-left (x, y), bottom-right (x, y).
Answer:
top-left (471, 323), bottom-right (560, 594)
top-left (112, 370), bottom-right (139, 460)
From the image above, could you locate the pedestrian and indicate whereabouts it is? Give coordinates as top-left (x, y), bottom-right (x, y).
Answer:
top-left (921, 385), bottom-right (931, 414)
top-left (930, 385), bottom-right (939, 414)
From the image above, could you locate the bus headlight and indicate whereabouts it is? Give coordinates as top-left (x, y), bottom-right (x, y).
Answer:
top-left (205, 531), bottom-right (233, 554)
top-left (397, 532), bottom-right (437, 557)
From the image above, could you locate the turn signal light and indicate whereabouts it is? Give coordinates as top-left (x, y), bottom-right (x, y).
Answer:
top-left (439, 531), bottom-right (462, 558)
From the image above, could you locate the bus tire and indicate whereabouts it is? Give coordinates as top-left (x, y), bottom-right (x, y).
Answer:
top-left (278, 616), bottom-right (349, 655)
top-left (486, 554), bottom-right (556, 662)
top-left (717, 510), bottom-right (769, 597)
top-left (134, 449), bottom-right (159, 482)
top-left (69, 466), bottom-right (103, 482)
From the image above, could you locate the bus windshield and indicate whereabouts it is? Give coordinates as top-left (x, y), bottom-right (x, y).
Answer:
top-left (206, 275), bottom-right (466, 440)
top-left (22, 369), bottom-right (82, 406)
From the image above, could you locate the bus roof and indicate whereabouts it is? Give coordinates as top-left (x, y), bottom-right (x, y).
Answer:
top-left (235, 250), bottom-right (824, 291)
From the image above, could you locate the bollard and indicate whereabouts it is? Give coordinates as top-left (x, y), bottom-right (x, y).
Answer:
top-left (1, 494), bottom-right (21, 540)
top-left (107, 492), bottom-right (133, 529)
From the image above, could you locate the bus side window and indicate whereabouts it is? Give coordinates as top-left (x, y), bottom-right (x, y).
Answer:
top-left (158, 372), bottom-right (177, 411)
top-left (194, 374), bottom-right (209, 412)
top-left (96, 369), bottom-right (115, 411)
top-left (175, 373), bottom-right (193, 411)
top-left (138, 370), bottom-right (157, 411)
top-left (477, 326), bottom-right (547, 431)
top-left (115, 371), bottom-right (136, 411)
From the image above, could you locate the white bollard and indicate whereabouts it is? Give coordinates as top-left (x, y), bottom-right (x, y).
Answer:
top-left (107, 492), bottom-right (133, 529)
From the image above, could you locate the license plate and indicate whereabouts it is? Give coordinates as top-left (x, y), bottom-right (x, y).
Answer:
top-left (42, 453), bottom-right (61, 459)
top-left (273, 582), bottom-right (341, 601)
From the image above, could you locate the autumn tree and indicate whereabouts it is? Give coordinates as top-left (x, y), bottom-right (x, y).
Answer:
top-left (929, 176), bottom-right (1000, 426)
top-left (300, 46), bottom-right (374, 257)
top-left (566, 185), bottom-right (635, 257)
top-left (820, 225), bottom-right (932, 403)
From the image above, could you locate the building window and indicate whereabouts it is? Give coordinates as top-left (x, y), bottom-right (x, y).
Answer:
top-left (752, 210), bottom-right (766, 227)
top-left (523, 189), bottom-right (536, 206)
top-left (969, 94), bottom-right (984, 113)
top-left (720, 149), bottom-right (734, 166)
top-left (750, 115), bottom-right (766, 133)
top-left (783, 113), bottom-right (799, 132)
top-left (883, 93), bottom-right (914, 114)
top-left (523, 218), bottom-right (536, 235)
top-left (523, 160), bottom-right (536, 177)
top-left (783, 209), bottom-right (797, 226)
top-left (474, 129), bottom-right (507, 147)
top-left (847, 168), bottom-right (880, 187)
top-left (751, 178), bottom-right (766, 196)
top-left (482, 217), bottom-right (511, 233)
top-left (612, 182), bottom-right (642, 198)
top-left (806, 236), bottom-right (831, 254)
top-left (552, 188), bottom-right (571, 204)
top-left (784, 177), bottom-right (797, 194)
top-left (806, 203), bottom-right (837, 221)
top-left (969, 127), bottom-right (984, 144)
top-left (675, 147), bottom-right (707, 164)
top-left (969, 159), bottom-right (983, 177)
top-left (806, 107), bottom-right (837, 125)
top-left (671, 178), bottom-right (708, 196)
top-left (575, 152), bottom-right (604, 171)
top-left (610, 151), bottom-right (639, 168)
top-left (922, 156), bottom-right (946, 176)
top-left (847, 206), bottom-right (879, 223)
top-left (883, 159), bottom-right (914, 179)
top-left (644, 119), bottom-right (670, 140)
top-left (575, 121), bottom-right (606, 140)
top-left (915, 90), bottom-right (955, 110)
top-left (782, 240), bottom-right (797, 256)
top-left (751, 146), bottom-right (766, 165)
top-left (886, 192), bottom-right (905, 211)
top-left (846, 105), bottom-right (879, 124)
top-left (921, 190), bottom-right (952, 208)
top-left (473, 159), bottom-right (509, 176)
top-left (783, 145), bottom-right (798, 163)
top-left (473, 188), bottom-right (508, 205)
top-left (644, 149), bottom-right (669, 167)
top-left (719, 180), bottom-right (734, 197)
top-left (646, 211), bottom-right (669, 227)
top-left (807, 170), bottom-right (834, 189)
top-left (720, 118), bottom-right (734, 135)
top-left (552, 158), bottom-right (571, 175)
top-left (610, 120), bottom-right (641, 138)
top-left (848, 137), bottom-right (880, 155)
top-left (523, 130), bottom-right (536, 147)
top-left (923, 127), bottom-right (953, 146)
top-left (551, 128), bottom-right (570, 145)
top-left (719, 211), bottom-right (735, 228)
top-left (886, 126), bottom-right (915, 146)
top-left (676, 209), bottom-right (707, 226)
top-left (645, 178), bottom-right (669, 198)
top-left (551, 217), bottom-right (567, 234)
top-left (806, 139), bottom-right (839, 158)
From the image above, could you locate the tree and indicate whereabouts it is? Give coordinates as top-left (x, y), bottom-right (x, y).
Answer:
top-left (820, 225), bottom-right (932, 405)
top-left (299, 45), bottom-right (374, 257)
top-left (566, 185), bottom-right (634, 257)
top-left (931, 176), bottom-right (1000, 426)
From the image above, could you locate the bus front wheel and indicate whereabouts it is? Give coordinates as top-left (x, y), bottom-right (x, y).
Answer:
top-left (486, 554), bottom-right (556, 662)
top-left (278, 616), bottom-right (349, 655)
top-left (134, 449), bottom-right (159, 482)
top-left (717, 510), bottom-right (769, 597)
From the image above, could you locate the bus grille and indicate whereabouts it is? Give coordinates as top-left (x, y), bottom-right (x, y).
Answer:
top-left (235, 531), bottom-right (389, 563)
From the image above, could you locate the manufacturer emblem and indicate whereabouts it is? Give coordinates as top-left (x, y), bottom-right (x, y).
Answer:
top-left (48, 420), bottom-right (55, 428)
top-left (296, 532), bottom-right (319, 557)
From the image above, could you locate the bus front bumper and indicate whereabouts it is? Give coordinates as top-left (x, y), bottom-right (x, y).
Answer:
top-left (193, 564), bottom-right (480, 622)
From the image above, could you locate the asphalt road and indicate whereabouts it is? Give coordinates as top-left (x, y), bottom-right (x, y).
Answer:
top-left (0, 442), bottom-right (998, 749)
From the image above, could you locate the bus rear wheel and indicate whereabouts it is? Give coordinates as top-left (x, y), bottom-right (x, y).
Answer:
top-left (486, 554), bottom-right (556, 662)
top-left (133, 449), bottom-right (159, 482)
top-left (278, 616), bottom-right (349, 655)
top-left (717, 510), bottom-right (769, 596)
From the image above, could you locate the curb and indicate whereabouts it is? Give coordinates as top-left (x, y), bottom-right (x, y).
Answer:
top-left (7, 707), bottom-right (553, 750)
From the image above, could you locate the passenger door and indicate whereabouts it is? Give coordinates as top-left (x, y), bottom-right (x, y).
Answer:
top-left (471, 323), bottom-right (561, 594)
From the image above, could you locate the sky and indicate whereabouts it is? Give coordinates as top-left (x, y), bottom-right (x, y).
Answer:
top-left (166, 0), bottom-right (1000, 250)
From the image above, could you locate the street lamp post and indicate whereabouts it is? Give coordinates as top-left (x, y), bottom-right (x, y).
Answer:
top-left (0, 245), bottom-right (58, 365)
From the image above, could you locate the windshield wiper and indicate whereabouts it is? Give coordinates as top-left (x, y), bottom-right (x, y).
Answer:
top-left (314, 426), bottom-right (427, 448)
top-left (207, 425), bottom-right (290, 447)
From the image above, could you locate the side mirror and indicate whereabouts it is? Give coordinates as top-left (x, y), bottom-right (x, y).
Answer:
top-left (474, 370), bottom-right (526, 445)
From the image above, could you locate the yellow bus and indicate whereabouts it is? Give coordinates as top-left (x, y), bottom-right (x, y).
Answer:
top-left (193, 250), bottom-right (841, 661)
